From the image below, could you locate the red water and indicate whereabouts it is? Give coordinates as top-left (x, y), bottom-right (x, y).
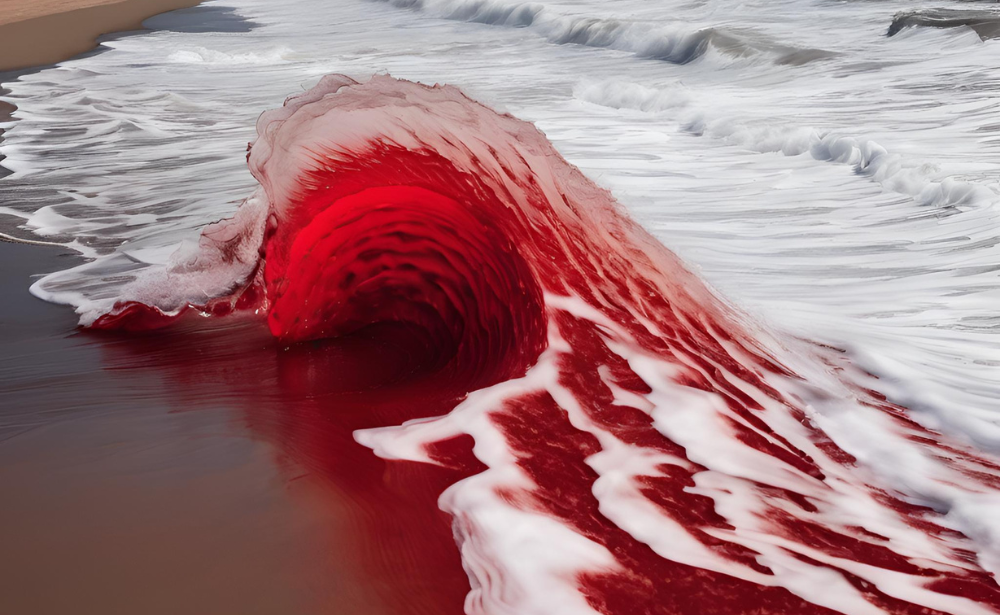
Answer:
top-left (86, 75), bottom-right (1000, 615)
top-left (93, 315), bottom-right (481, 614)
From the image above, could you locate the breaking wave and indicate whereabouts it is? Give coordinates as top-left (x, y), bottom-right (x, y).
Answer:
top-left (574, 78), bottom-right (999, 212)
top-left (80, 75), bottom-right (1000, 614)
top-left (378, 0), bottom-right (832, 66)
top-left (888, 9), bottom-right (1000, 41)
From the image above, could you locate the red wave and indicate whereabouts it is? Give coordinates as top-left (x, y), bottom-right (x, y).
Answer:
top-left (265, 171), bottom-right (546, 385)
top-left (89, 75), bottom-right (1000, 615)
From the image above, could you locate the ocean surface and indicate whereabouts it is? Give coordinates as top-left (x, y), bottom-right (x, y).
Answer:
top-left (3, 0), bottom-right (1000, 613)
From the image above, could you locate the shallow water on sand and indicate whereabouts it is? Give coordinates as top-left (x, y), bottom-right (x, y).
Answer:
top-left (0, 243), bottom-right (474, 615)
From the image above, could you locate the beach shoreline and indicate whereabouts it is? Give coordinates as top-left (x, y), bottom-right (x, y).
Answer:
top-left (0, 0), bottom-right (211, 241)
top-left (0, 0), bottom-right (205, 72)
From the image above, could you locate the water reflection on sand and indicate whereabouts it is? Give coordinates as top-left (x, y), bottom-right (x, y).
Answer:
top-left (0, 242), bottom-right (472, 615)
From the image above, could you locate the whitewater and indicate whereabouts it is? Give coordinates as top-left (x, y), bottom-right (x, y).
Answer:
top-left (3, 0), bottom-right (1000, 613)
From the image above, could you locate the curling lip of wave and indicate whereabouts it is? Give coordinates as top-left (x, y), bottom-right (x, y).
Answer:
top-left (378, 0), bottom-right (834, 66)
top-left (87, 74), bottom-right (1000, 615)
top-left (574, 78), bottom-right (999, 212)
top-left (888, 9), bottom-right (1000, 41)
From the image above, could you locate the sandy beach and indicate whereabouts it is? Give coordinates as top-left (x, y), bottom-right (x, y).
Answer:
top-left (0, 0), bottom-right (204, 72)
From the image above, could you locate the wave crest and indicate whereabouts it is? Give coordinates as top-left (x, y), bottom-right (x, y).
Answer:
top-left (379, 0), bottom-right (832, 67)
top-left (888, 9), bottom-right (1000, 41)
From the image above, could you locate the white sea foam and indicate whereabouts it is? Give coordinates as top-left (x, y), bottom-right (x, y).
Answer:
top-left (358, 296), bottom-right (1000, 614)
top-left (574, 78), bottom-right (999, 212)
top-left (168, 45), bottom-right (295, 64)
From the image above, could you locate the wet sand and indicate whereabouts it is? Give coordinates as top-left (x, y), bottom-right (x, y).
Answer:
top-left (0, 0), bottom-right (205, 72)
top-left (0, 242), bottom-right (324, 614)
top-left (0, 240), bottom-right (473, 614)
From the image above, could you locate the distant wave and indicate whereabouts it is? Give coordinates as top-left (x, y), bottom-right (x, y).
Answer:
top-left (575, 79), bottom-right (999, 213)
top-left (888, 9), bottom-right (1000, 41)
top-left (82, 75), bottom-right (1000, 615)
top-left (378, 0), bottom-right (833, 66)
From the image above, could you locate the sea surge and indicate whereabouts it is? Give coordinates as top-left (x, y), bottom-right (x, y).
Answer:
top-left (82, 74), bottom-right (1000, 615)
